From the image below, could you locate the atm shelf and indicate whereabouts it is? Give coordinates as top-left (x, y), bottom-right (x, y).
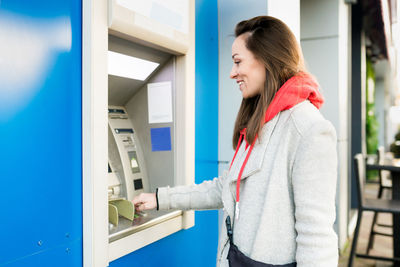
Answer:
top-left (108, 209), bottom-right (183, 243)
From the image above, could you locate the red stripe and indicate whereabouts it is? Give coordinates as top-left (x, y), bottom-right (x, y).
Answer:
top-left (235, 134), bottom-right (257, 203)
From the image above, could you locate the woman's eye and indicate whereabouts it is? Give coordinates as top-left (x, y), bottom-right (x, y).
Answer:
top-left (234, 61), bottom-right (240, 65)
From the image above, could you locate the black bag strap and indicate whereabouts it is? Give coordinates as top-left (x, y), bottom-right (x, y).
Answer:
top-left (225, 215), bottom-right (234, 244)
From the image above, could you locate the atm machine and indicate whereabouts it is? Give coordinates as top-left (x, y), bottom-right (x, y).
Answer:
top-left (82, 0), bottom-right (196, 264)
top-left (108, 105), bottom-right (148, 203)
top-left (107, 105), bottom-right (147, 228)
top-left (107, 100), bottom-right (182, 243)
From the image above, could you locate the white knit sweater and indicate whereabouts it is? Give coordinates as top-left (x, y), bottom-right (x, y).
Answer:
top-left (158, 100), bottom-right (338, 266)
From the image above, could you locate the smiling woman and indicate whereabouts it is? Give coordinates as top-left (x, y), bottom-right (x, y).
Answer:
top-left (133, 16), bottom-right (338, 267)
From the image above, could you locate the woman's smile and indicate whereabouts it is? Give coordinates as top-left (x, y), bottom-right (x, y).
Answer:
top-left (237, 80), bottom-right (245, 90)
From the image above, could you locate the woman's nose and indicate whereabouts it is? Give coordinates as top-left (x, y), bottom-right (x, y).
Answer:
top-left (230, 65), bottom-right (237, 79)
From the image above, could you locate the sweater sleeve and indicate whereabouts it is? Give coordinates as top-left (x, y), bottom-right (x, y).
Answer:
top-left (157, 171), bottom-right (227, 211)
top-left (292, 120), bottom-right (339, 266)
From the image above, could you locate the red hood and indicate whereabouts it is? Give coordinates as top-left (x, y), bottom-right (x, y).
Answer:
top-left (264, 72), bottom-right (324, 123)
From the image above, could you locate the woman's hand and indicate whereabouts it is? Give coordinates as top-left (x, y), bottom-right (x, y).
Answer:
top-left (132, 193), bottom-right (157, 211)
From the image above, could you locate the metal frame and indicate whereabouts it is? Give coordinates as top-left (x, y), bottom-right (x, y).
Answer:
top-left (348, 154), bottom-right (400, 266)
top-left (366, 146), bottom-right (393, 253)
top-left (82, 0), bottom-right (109, 266)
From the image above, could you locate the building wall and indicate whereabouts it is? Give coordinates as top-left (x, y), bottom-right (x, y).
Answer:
top-left (267, 0), bottom-right (300, 41)
top-left (0, 0), bottom-right (83, 266)
top-left (300, 0), bottom-right (351, 250)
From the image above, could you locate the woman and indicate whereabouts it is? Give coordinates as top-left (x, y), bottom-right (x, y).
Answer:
top-left (133, 16), bottom-right (338, 266)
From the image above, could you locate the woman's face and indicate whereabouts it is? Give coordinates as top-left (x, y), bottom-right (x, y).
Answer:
top-left (230, 34), bottom-right (266, 98)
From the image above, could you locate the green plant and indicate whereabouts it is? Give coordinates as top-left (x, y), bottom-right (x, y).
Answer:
top-left (365, 58), bottom-right (379, 155)
top-left (366, 58), bottom-right (379, 180)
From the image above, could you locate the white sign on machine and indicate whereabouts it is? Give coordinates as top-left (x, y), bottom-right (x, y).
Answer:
top-left (147, 81), bottom-right (173, 124)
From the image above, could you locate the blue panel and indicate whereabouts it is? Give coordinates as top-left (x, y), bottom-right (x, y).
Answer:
top-left (0, 0), bottom-right (82, 266)
top-left (109, 0), bottom-right (219, 266)
top-left (195, 0), bottom-right (219, 164)
top-left (150, 127), bottom-right (172, 151)
top-left (1, 239), bottom-right (82, 267)
top-left (110, 210), bottom-right (218, 267)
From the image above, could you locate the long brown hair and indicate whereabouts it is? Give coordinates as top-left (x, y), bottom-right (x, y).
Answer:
top-left (232, 16), bottom-right (306, 149)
